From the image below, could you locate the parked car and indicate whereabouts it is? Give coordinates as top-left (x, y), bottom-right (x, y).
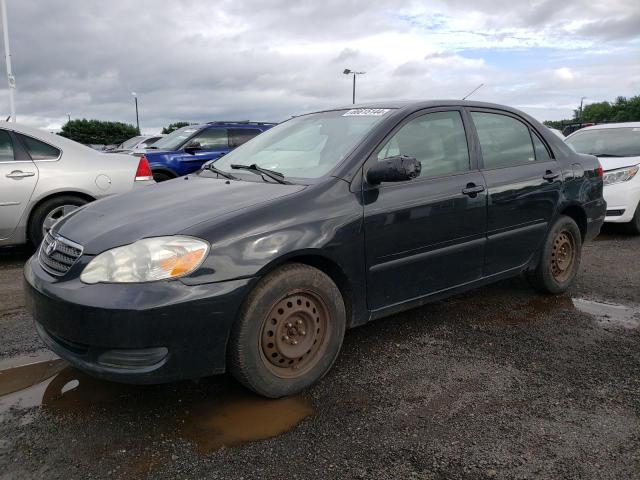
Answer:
top-left (565, 122), bottom-right (640, 233)
top-left (24, 101), bottom-right (605, 398)
top-left (105, 135), bottom-right (164, 153)
top-left (547, 127), bottom-right (564, 139)
top-left (0, 122), bottom-right (154, 247)
top-left (140, 121), bottom-right (275, 182)
top-left (562, 122), bottom-right (595, 137)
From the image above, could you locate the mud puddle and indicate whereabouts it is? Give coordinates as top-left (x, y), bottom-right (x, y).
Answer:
top-left (573, 297), bottom-right (640, 329)
top-left (0, 357), bottom-right (313, 453)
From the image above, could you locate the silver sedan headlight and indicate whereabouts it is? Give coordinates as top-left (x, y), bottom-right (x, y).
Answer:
top-left (603, 165), bottom-right (639, 186)
top-left (80, 236), bottom-right (209, 284)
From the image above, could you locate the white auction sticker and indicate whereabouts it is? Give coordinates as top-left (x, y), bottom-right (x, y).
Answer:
top-left (343, 108), bottom-right (390, 116)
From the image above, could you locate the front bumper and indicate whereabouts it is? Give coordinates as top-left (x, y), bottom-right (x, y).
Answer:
top-left (603, 176), bottom-right (640, 223)
top-left (24, 255), bottom-right (253, 384)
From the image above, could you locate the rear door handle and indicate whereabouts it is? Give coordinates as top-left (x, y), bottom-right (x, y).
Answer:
top-left (543, 170), bottom-right (560, 181)
top-left (462, 184), bottom-right (485, 196)
top-left (5, 170), bottom-right (35, 179)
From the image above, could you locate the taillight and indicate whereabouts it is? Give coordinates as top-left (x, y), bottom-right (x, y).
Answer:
top-left (135, 156), bottom-right (153, 181)
top-left (597, 162), bottom-right (603, 178)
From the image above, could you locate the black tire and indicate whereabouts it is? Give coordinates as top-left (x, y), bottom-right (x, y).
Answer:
top-left (624, 203), bottom-right (640, 235)
top-left (228, 263), bottom-right (346, 398)
top-left (527, 215), bottom-right (582, 294)
top-left (152, 171), bottom-right (174, 182)
top-left (28, 195), bottom-right (89, 246)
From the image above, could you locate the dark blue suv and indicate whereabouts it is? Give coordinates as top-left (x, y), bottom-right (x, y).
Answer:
top-left (141, 121), bottom-right (275, 181)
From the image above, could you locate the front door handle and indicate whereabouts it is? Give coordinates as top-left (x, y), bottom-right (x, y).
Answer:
top-left (462, 184), bottom-right (485, 196)
top-left (6, 170), bottom-right (35, 179)
top-left (543, 170), bottom-right (560, 181)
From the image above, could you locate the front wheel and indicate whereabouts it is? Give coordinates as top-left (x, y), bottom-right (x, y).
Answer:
top-left (527, 215), bottom-right (582, 294)
top-left (624, 202), bottom-right (640, 235)
top-left (228, 263), bottom-right (346, 398)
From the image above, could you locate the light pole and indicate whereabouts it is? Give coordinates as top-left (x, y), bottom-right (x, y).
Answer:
top-left (66, 113), bottom-right (70, 123)
top-left (1, 0), bottom-right (16, 122)
top-left (343, 69), bottom-right (365, 104)
top-left (579, 96), bottom-right (587, 122)
top-left (132, 92), bottom-right (140, 134)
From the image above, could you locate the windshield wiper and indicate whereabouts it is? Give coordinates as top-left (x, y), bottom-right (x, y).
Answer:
top-left (230, 164), bottom-right (291, 184)
top-left (203, 163), bottom-right (239, 180)
top-left (146, 146), bottom-right (159, 149)
top-left (587, 153), bottom-right (624, 157)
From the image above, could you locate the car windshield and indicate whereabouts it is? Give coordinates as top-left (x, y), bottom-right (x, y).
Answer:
top-left (151, 126), bottom-right (201, 151)
top-left (119, 136), bottom-right (144, 149)
top-left (566, 127), bottom-right (640, 157)
top-left (213, 109), bottom-right (393, 179)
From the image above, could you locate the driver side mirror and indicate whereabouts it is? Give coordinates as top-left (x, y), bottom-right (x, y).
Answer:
top-left (184, 141), bottom-right (202, 154)
top-left (366, 155), bottom-right (421, 185)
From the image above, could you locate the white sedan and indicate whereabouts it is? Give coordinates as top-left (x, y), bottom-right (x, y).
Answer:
top-left (0, 122), bottom-right (154, 247)
top-left (565, 122), bottom-right (640, 234)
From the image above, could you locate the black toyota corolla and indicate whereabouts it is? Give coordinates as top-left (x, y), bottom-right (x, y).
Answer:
top-left (24, 101), bottom-right (606, 397)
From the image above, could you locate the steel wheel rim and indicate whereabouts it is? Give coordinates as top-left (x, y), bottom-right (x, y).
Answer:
top-left (42, 205), bottom-right (79, 237)
top-left (260, 290), bottom-right (331, 379)
top-left (551, 229), bottom-right (576, 283)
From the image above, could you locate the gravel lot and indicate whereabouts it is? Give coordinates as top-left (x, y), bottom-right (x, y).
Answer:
top-left (0, 227), bottom-right (639, 480)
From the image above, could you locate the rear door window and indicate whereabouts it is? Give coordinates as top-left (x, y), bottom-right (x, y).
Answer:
top-left (471, 112), bottom-right (535, 169)
top-left (0, 130), bottom-right (15, 162)
top-left (376, 110), bottom-right (470, 178)
top-left (17, 133), bottom-right (60, 160)
top-left (190, 128), bottom-right (228, 149)
top-left (532, 131), bottom-right (552, 161)
top-left (229, 128), bottom-right (262, 148)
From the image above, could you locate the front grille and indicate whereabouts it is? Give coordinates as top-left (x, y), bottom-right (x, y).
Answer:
top-left (38, 232), bottom-right (83, 276)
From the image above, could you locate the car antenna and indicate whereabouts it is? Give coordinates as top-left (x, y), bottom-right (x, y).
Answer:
top-left (462, 83), bottom-right (484, 100)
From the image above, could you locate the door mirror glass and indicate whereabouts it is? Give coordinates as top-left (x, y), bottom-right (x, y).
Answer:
top-left (366, 155), bottom-right (421, 184)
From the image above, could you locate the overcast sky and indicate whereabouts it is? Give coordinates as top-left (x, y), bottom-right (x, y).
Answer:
top-left (2, 0), bottom-right (639, 133)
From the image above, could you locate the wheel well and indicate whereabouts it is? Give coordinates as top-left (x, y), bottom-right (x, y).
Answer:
top-left (560, 205), bottom-right (587, 240)
top-left (27, 191), bottom-right (95, 239)
top-left (266, 254), bottom-right (354, 328)
top-left (151, 167), bottom-right (177, 178)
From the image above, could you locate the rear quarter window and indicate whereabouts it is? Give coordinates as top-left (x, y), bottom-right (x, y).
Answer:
top-left (18, 133), bottom-right (60, 160)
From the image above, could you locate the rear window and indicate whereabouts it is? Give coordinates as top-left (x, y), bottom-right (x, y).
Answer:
top-left (18, 133), bottom-right (60, 160)
top-left (0, 130), bottom-right (14, 161)
top-left (566, 127), bottom-right (640, 157)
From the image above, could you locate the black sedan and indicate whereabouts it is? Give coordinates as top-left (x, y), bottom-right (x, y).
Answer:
top-left (24, 101), bottom-right (606, 397)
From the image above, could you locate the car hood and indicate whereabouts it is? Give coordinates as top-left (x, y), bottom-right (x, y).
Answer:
top-left (598, 155), bottom-right (640, 171)
top-left (54, 176), bottom-right (306, 254)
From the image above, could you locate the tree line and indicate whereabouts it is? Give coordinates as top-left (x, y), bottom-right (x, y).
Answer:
top-left (59, 119), bottom-right (196, 145)
top-left (544, 95), bottom-right (640, 130)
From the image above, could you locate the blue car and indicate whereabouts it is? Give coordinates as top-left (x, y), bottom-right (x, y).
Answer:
top-left (141, 121), bottom-right (275, 181)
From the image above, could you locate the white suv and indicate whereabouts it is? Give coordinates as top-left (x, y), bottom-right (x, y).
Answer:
top-left (565, 122), bottom-right (640, 234)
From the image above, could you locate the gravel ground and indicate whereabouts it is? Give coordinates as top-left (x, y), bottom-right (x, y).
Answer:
top-left (0, 226), bottom-right (639, 480)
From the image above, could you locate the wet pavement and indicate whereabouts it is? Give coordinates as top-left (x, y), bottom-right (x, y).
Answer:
top-left (1, 228), bottom-right (639, 479)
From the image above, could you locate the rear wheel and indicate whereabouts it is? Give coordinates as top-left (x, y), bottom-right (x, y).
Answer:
top-left (28, 195), bottom-right (89, 246)
top-left (228, 263), bottom-right (346, 398)
top-left (624, 202), bottom-right (640, 235)
top-left (528, 215), bottom-right (582, 294)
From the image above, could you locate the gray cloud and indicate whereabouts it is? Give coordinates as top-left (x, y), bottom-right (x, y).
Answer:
top-left (1, 0), bottom-right (638, 131)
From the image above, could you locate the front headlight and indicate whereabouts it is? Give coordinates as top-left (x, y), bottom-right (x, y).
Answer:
top-left (80, 236), bottom-right (209, 284)
top-left (603, 165), bottom-right (639, 186)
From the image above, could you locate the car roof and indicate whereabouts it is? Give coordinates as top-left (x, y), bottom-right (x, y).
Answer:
top-left (575, 122), bottom-right (640, 131)
top-left (308, 99), bottom-right (533, 115)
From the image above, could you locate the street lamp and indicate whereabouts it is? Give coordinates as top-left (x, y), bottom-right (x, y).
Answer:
top-left (132, 91), bottom-right (140, 134)
top-left (579, 96), bottom-right (587, 122)
top-left (343, 69), bottom-right (365, 104)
